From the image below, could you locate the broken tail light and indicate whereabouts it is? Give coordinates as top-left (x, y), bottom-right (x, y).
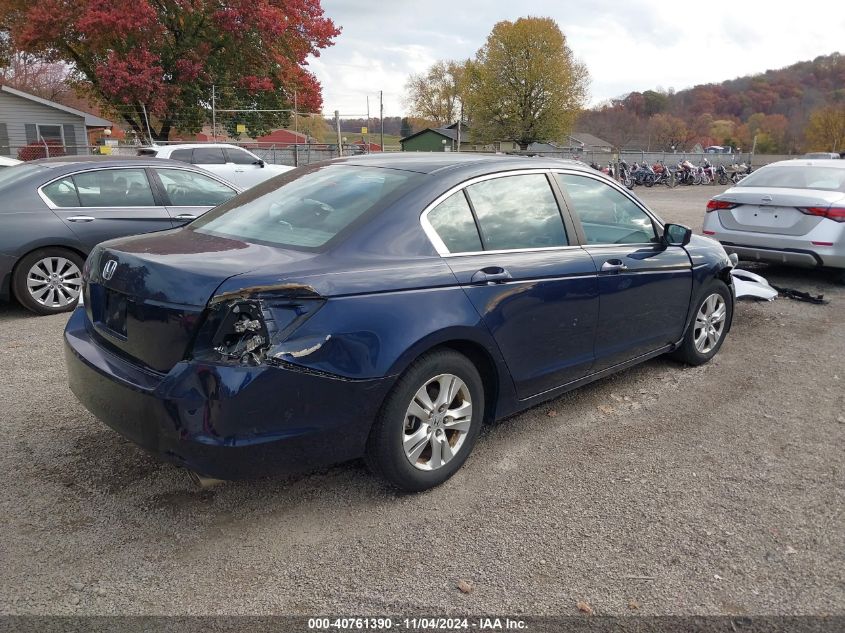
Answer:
top-left (706, 199), bottom-right (737, 212)
top-left (798, 207), bottom-right (845, 223)
top-left (189, 290), bottom-right (325, 366)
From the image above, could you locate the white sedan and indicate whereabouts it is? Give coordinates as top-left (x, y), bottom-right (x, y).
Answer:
top-left (138, 143), bottom-right (293, 189)
top-left (0, 156), bottom-right (22, 169)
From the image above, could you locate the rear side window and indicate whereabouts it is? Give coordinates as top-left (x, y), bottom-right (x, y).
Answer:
top-left (226, 148), bottom-right (258, 165)
top-left (42, 176), bottom-right (80, 207)
top-left (192, 148), bottom-right (226, 165)
top-left (192, 165), bottom-right (420, 250)
top-left (155, 168), bottom-right (237, 206)
top-left (72, 169), bottom-right (156, 207)
top-left (427, 192), bottom-right (482, 253)
top-left (465, 174), bottom-right (567, 250)
top-left (169, 149), bottom-right (193, 163)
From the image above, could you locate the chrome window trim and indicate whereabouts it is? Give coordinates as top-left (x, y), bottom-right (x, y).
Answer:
top-left (37, 165), bottom-right (238, 210)
top-left (419, 168), bottom-right (573, 257)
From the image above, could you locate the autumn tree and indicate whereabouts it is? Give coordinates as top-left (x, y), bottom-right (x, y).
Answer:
top-left (0, 51), bottom-right (70, 101)
top-left (649, 113), bottom-right (692, 151)
top-left (462, 17), bottom-right (589, 149)
top-left (405, 60), bottom-right (465, 126)
top-left (578, 104), bottom-right (641, 153)
top-left (804, 105), bottom-right (845, 152)
top-left (0, 0), bottom-right (340, 141)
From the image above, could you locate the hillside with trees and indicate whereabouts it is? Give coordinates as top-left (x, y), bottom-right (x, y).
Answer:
top-left (579, 52), bottom-right (845, 153)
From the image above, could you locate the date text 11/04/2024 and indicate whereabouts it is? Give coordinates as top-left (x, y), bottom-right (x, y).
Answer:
top-left (307, 617), bottom-right (528, 630)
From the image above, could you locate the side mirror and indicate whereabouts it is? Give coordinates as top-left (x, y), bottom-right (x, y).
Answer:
top-left (255, 159), bottom-right (265, 168)
top-left (663, 223), bottom-right (692, 247)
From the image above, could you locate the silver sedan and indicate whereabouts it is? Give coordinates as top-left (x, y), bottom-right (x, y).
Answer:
top-left (702, 159), bottom-right (845, 282)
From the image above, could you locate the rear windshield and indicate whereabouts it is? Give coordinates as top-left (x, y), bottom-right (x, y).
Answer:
top-left (737, 165), bottom-right (845, 192)
top-left (191, 164), bottom-right (420, 249)
top-left (0, 163), bottom-right (48, 190)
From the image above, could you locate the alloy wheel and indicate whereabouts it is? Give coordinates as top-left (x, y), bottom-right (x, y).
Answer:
top-left (402, 373), bottom-right (473, 471)
top-left (26, 256), bottom-right (82, 308)
top-left (693, 293), bottom-right (727, 354)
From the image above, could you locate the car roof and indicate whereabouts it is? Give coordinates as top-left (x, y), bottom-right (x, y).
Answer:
top-left (28, 155), bottom-right (208, 170)
top-left (332, 152), bottom-right (596, 176)
top-left (770, 159), bottom-right (845, 168)
top-left (147, 143), bottom-right (253, 151)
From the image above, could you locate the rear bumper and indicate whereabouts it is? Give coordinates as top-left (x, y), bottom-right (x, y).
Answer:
top-left (702, 214), bottom-right (845, 269)
top-left (64, 307), bottom-right (392, 479)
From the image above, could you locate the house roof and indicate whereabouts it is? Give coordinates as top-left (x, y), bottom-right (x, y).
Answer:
top-left (400, 127), bottom-right (461, 144)
top-left (0, 85), bottom-right (113, 127)
top-left (569, 132), bottom-right (612, 148)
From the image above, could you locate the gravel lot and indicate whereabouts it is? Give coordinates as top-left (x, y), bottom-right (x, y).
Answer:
top-left (1, 183), bottom-right (843, 617)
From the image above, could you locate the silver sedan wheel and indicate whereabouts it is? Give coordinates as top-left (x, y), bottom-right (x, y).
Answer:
top-left (402, 373), bottom-right (473, 471)
top-left (694, 293), bottom-right (727, 354)
top-left (26, 256), bottom-right (82, 308)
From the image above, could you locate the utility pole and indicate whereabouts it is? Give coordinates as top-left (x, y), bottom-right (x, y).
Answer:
top-left (456, 104), bottom-right (462, 152)
top-left (211, 85), bottom-right (216, 141)
top-left (379, 90), bottom-right (384, 152)
top-left (366, 95), bottom-right (370, 154)
top-left (335, 110), bottom-right (343, 157)
top-left (141, 103), bottom-right (154, 145)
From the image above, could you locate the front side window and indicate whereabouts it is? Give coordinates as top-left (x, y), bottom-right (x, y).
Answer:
top-left (72, 169), bottom-right (156, 207)
top-left (465, 174), bottom-right (567, 250)
top-left (226, 148), bottom-right (258, 165)
top-left (192, 147), bottom-right (226, 165)
top-left (192, 165), bottom-right (420, 250)
top-left (427, 191), bottom-right (482, 253)
top-left (556, 174), bottom-right (657, 245)
top-left (155, 168), bottom-right (238, 206)
top-left (42, 176), bottom-right (80, 207)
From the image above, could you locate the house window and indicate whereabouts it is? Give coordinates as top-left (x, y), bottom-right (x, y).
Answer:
top-left (35, 124), bottom-right (64, 144)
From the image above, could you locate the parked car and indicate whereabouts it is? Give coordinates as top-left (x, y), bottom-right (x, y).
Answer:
top-left (0, 156), bottom-right (21, 169)
top-left (0, 155), bottom-right (241, 315)
top-left (703, 159), bottom-right (845, 282)
top-left (801, 152), bottom-right (840, 159)
top-left (138, 143), bottom-right (293, 189)
top-left (65, 154), bottom-right (735, 491)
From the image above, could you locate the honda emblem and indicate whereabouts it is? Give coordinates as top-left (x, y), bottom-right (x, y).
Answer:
top-left (102, 260), bottom-right (117, 281)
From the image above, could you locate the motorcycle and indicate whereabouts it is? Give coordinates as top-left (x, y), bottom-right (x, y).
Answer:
top-left (633, 162), bottom-right (656, 187)
top-left (618, 159), bottom-right (634, 189)
top-left (715, 164), bottom-right (729, 185)
top-left (701, 159), bottom-right (716, 185)
top-left (728, 162), bottom-right (752, 183)
top-left (652, 161), bottom-right (673, 187)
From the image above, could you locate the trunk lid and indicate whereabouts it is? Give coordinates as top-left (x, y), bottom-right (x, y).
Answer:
top-left (85, 228), bottom-right (317, 372)
top-left (715, 187), bottom-right (845, 235)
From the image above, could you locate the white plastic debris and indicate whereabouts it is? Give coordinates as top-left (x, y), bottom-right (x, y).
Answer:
top-left (731, 269), bottom-right (778, 301)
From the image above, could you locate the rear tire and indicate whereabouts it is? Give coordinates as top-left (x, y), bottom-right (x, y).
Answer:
top-left (13, 248), bottom-right (84, 315)
top-left (670, 280), bottom-right (732, 366)
top-left (365, 349), bottom-right (485, 492)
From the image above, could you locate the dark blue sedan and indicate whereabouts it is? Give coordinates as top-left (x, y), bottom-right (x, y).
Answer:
top-left (65, 154), bottom-right (735, 491)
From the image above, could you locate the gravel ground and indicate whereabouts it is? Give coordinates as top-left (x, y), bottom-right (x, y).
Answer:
top-left (1, 184), bottom-right (843, 617)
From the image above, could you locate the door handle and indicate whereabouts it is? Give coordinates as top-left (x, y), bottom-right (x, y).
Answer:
top-left (470, 267), bottom-right (512, 284)
top-left (66, 216), bottom-right (95, 222)
top-left (174, 214), bottom-right (197, 221)
top-left (601, 259), bottom-right (628, 272)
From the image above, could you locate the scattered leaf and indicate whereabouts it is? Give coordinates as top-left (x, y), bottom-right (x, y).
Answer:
top-left (628, 600), bottom-right (639, 610)
top-left (547, 410), bottom-right (558, 417)
top-left (576, 600), bottom-right (594, 615)
top-left (456, 579), bottom-right (474, 594)
top-left (597, 405), bottom-right (614, 415)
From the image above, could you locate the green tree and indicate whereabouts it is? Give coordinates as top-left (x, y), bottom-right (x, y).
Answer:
top-left (804, 105), bottom-right (845, 152)
top-left (463, 17), bottom-right (589, 149)
top-left (0, 0), bottom-right (339, 141)
top-left (404, 60), bottom-right (465, 126)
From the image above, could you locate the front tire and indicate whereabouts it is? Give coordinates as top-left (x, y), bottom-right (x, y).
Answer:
top-left (365, 349), bottom-right (484, 492)
top-left (670, 280), bottom-right (732, 366)
top-left (13, 248), bottom-right (84, 315)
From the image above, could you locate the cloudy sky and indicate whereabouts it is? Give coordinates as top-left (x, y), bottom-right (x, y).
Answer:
top-left (307, 0), bottom-right (845, 118)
